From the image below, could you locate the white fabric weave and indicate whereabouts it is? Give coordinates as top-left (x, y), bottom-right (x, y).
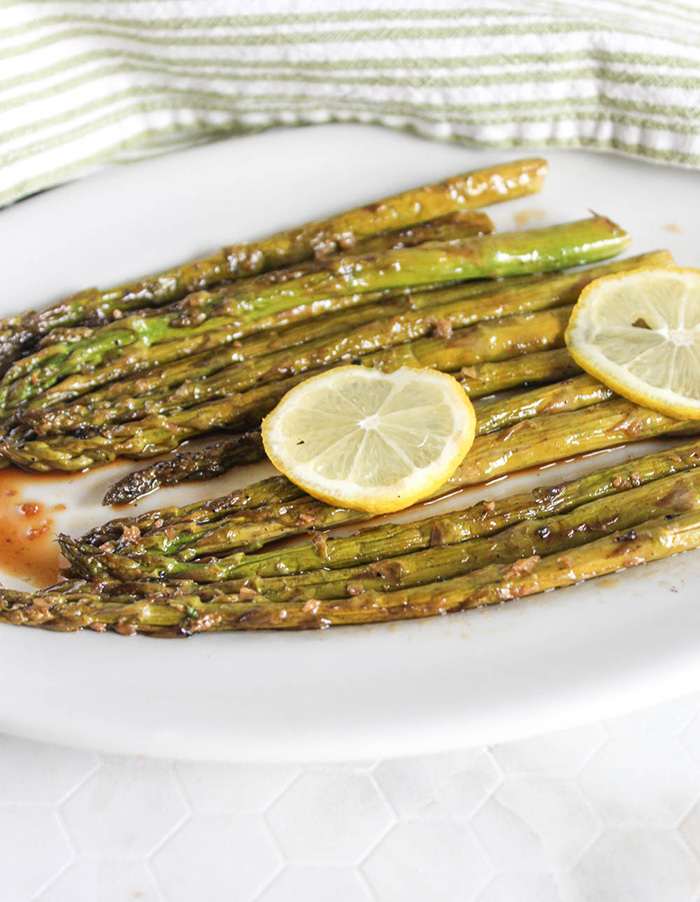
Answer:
top-left (1, 0), bottom-right (699, 206)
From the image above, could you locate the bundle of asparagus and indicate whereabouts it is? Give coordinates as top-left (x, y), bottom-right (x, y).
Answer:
top-left (0, 154), bottom-right (697, 639)
top-left (0, 158), bottom-right (547, 374)
top-left (0, 235), bottom-right (657, 477)
top-left (0, 155), bottom-right (635, 475)
top-left (4, 442), bottom-right (700, 635)
top-left (64, 388), bottom-right (699, 581)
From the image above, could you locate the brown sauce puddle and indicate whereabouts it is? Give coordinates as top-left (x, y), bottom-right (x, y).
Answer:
top-left (0, 467), bottom-right (70, 588)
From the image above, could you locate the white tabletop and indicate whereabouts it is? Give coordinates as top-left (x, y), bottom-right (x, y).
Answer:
top-left (2, 691), bottom-right (699, 902)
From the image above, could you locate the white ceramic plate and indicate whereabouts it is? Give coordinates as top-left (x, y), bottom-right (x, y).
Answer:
top-left (1, 125), bottom-right (699, 762)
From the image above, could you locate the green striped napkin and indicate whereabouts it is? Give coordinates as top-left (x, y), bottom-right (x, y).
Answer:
top-left (1, 0), bottom-right (699, 208)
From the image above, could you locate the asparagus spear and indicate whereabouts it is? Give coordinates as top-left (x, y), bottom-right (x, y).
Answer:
top-left (64, 399), bottom-right (700, 579)
top-left (458, 347), bottom-right (581, 393)
top-left (23, 250), bottom-right (669, 419)
top-left (27, 251), bottom-right (664, 437)
top-left (475, 373), bottom-right (612, 434)
top-left (0, 214), bottom-right (506, 395)
top-left (73, 448), bottom-right (700, 590)
top-left (0, 156), bottom-right (528, 371)
top-left (90, 347), bottom-right (584, 522)
top-left (244, 468), bottom-right (700, 601)
top-left (53, 464), bottom-right (700, 609)
top-left (116, 466), bottom-right (700, 603)
top-left (102, 432), bottom-right (265, 506)
top-left (3, 158), bottom-right (535, 332)
top-left (335, 210), bottom-right (493, 253)
top-left (83, 376), bottom-right (694, 553)
top-left (88, 372), bottom-right (609, 563)
top-left (21, 272), bottom-right (538, 414)
top-left (0, 215), bottom-right (628, 412)
top-left (149, 437), bottom-right (700, 583)
top-left (16, 286), bottom-right (576, 437)
top-left (101, 435), bottom-right (260, 504)
top-left (17, 272), bottom-right (561, 433)
top-left (18, 286), bottom-right (420, 412)
top-left (2, 305), bottom-right (574, 470)
top-left (8, 511), bottom-right (700, 635)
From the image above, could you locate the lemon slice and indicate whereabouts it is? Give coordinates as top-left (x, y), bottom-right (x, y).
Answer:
top-left (261, 365), bottom-right (476, 514)
top-left (566, 266), bottom-right (700, 419)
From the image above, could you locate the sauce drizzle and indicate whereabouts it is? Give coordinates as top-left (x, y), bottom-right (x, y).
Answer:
top-left (0, 468), bottom-right (62, 588)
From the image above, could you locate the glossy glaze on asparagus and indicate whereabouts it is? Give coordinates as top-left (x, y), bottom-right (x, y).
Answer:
top-left (51, 463), bottom-right (700, 602)
top-left (21, 251), bottom-right (664, 440)
top-left (0, 156), bottom-right (540, 369)
top-left (103, 432), bottom-right (266, 506)
top-left (0, 304), bottom-right (575, 471)
top-left (65, 397), bottom-right (700, 580)
top-left (66, 438), bottom-right (700, 585)
top-left (5, 215), bottom-right (495, 415)
top-left (8, 510), bottom-right (700, 635)
top-left (1, 156), bottom-right (696, 640)
top-left (0, 215), bottom-right (628, 416)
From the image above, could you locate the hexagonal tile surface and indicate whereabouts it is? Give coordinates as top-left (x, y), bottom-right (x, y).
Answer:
top-left (0, 736), bottom-right (98, 805)
top-left (479, 871), bottom-right (561, 902)
top-left (679, 707), bottom-right (700, 763)
top-left (268, 773), bottom-right (393, 864)
top-left (152, 813), bottom-right (281, 901)
top-left (1, 687), bottom-right (700, 901)
top-left (363, 821), bottom-right (493, 901)
top-left (496, 777), bottom-right (600, 867)
top-left (0, 809), bottom-right (72, 900)
top-left (373, 749), bottom-right (484, 816)
top-left (470, 797), bottom-right (546, 871)
top-left (491, 724), bottom-right (606, 778)
top-left (39, 860), bottom-right (159, 902)
top-left (572, 828), bottom-right (700, 902)
top-left (176, 762), bottom-right (299, 812)
top-left (258, 866), bottom-right (372, 902)
top-left (61, 757), bottom-right (188, 856)
top-left (605, 695), bottom-right (700, 736)
top-left (679, 799), bottom-right (700, 859)
top-left (419, 752), bottom-right (502, 819)
top-left (578, 735), bottom-right (699, 826)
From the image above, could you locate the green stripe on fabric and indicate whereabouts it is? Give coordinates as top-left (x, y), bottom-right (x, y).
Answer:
top-left (6, 19), bottom-right (700, 61)
top-left (3, 77), bottom-right (697, 152)
top-left (0, 8), bottom-right (532, 39)
top-left (220, 95), bottom-right (700, 135)
top-left (4, 89), bottom-right (698, 172)
top-left (4, 111), bottom-right (700, 210)
top-left (5, 0), bottom-right (698, 26)
top-left (603, 0), bottom-right (700, 23)
top-left (0, 122), bottom-right (244, 207)
top-left (3, 0), bottom-right (696, 23)
top-left (4, 43), bottom-right (700, 98)
top-left (0, 7), bottom-right (532, 40)
top-left (6, 84), bottom-right (696, 154)
top-left (4, 57), bottom-right (700, 120)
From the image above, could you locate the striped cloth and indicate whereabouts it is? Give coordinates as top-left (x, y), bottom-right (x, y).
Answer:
top-left (2, 0), bottom-right (700, 208)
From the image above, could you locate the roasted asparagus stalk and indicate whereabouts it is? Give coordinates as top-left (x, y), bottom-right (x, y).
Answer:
top-left (0, 215), bottom-right (627, 414)
top-left (65, 398), bottom-right (700, 578)
top-left (68, 442), bottom-right (700, 587)
top-left (0, 156), bottom-right (540, 369)
top-left (102, 432), bottom-right (266, 506)
top-left (7, 511), bottom-right (700, 635)
top-left (23, 251), bottom-right (665, 439)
